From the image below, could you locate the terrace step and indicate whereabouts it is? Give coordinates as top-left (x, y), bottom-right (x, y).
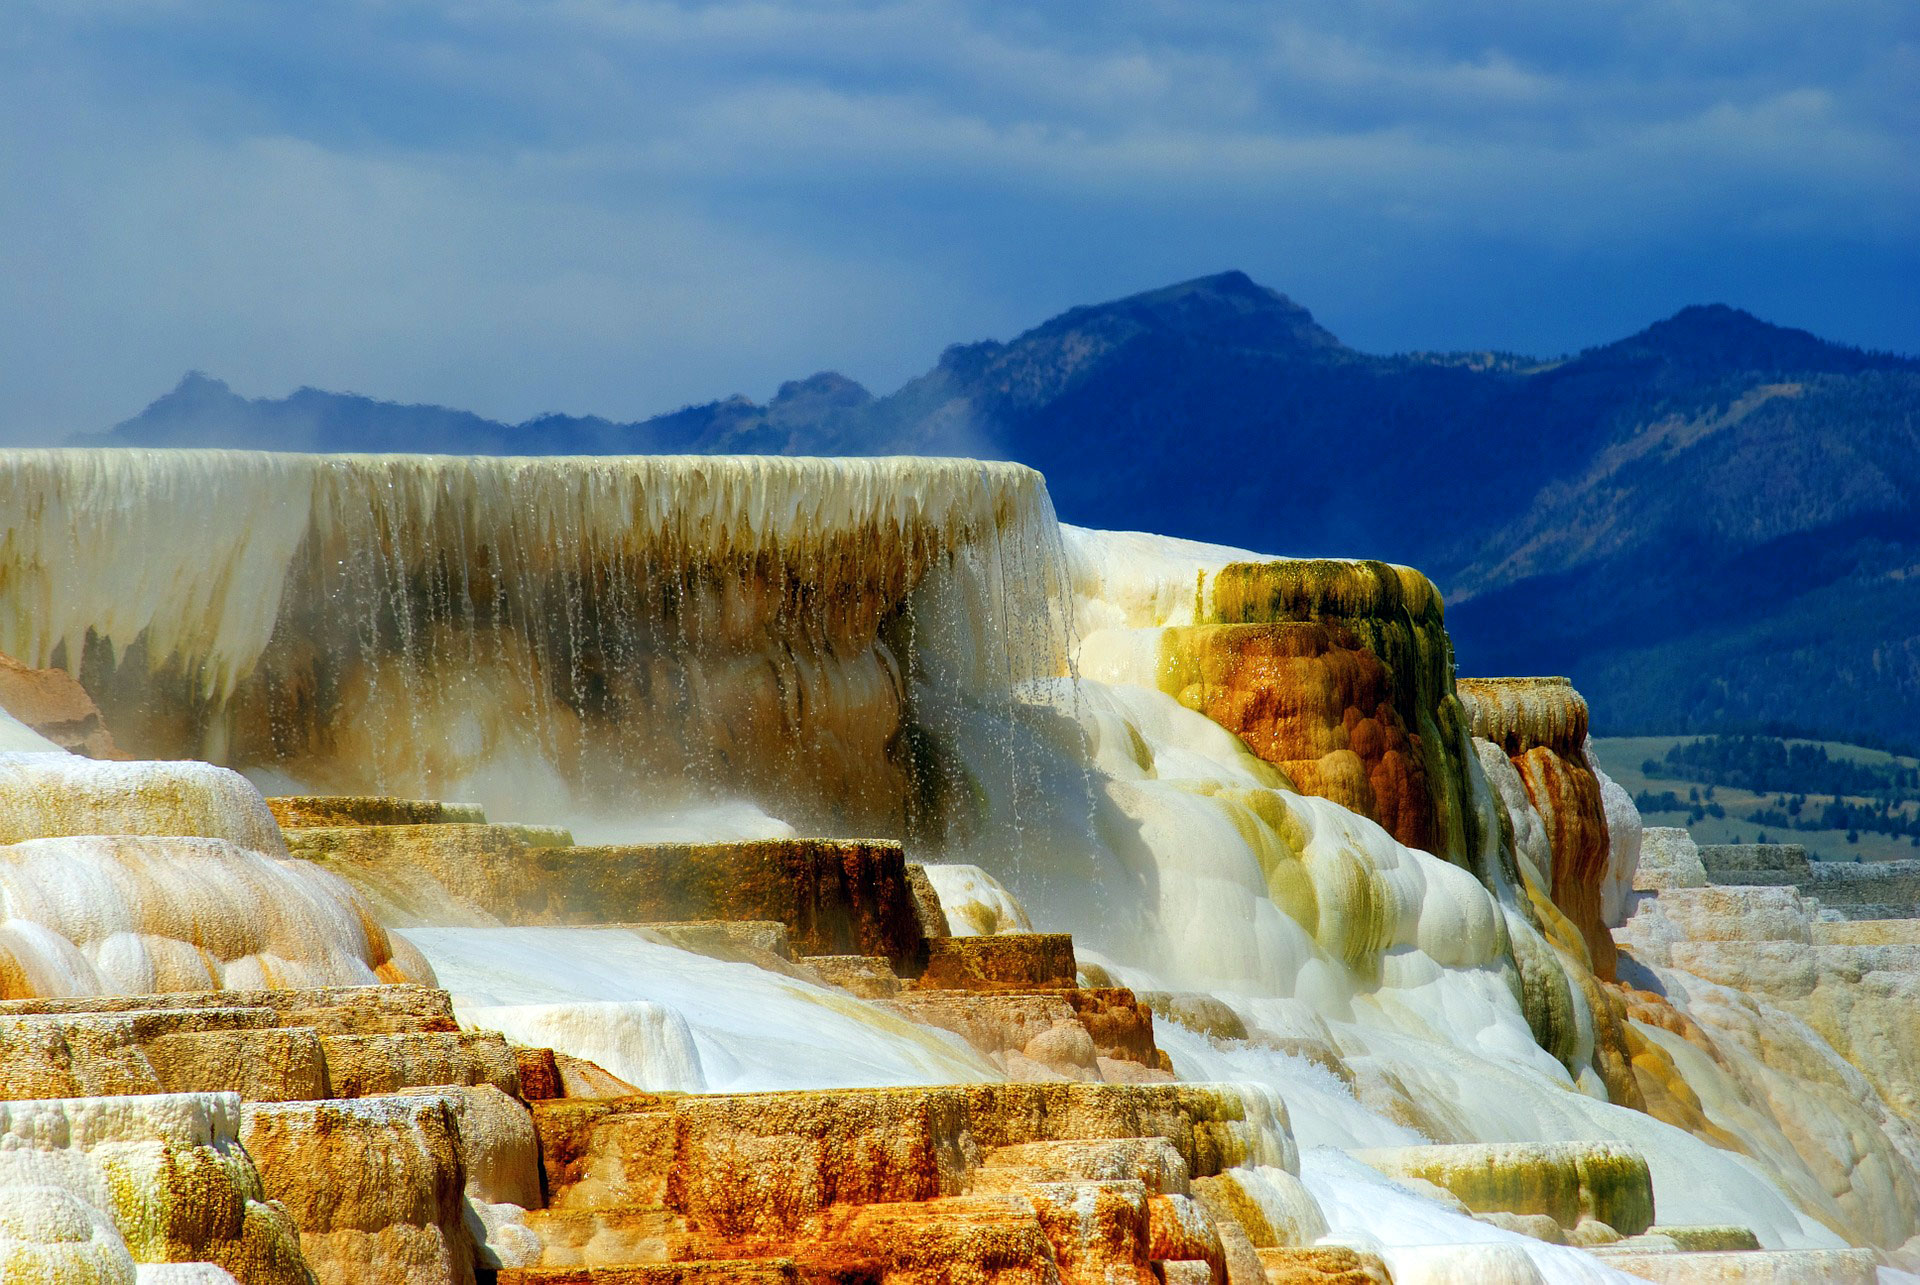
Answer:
top-left (319, 1028), bottom-right (521, 1097)
top-left (287, 830), bottom-right (929, 973)
top-left (972, 1138), bottom-right (1192, 1196)
top-left (268, 794), bottom-right (488, 828)
top-left (533, 1083), bottom-right (1291, 1237)
top-left (533, 1096), bottom-right (682, 1210)
top-left (917, 934), bottom-right (1078, 991)
top-left (1256, 1246), bottom-right (1393, 1283)
top-left (884, 987), bottom-right (1168, 1081)
top-left (490, 1259), bottom-right (802, 1283)
top-left (0, 1007), bottom-right (325, 1102)
top-left (802, 955), bottom-right (902, 998)
top-left (520, 1205), bottom-right (686, 1269)
top-left (1587, 1247), bottom-right (1879, 1283)
top-left (0, 982), bottom-right (459, 1034)
top-left (1351, 1141), bottom-right (1654, 1238)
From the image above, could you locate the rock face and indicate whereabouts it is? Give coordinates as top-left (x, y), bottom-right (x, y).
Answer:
top-left (1616, 869), bottom-right (1920, 1247)
top-left (241, 1095), bottom-right (476, 1285)
top-left (9, 451), bottom-right (1920, 1279)
top-left (1465, 694), bottom-right (1662, 1112)
top-left (1673, 834), bottom-right (1920, 918)
top-left (1636, 828), bottom-right (1709, 892)
top-left (0, 758), bottom-right (433, 997)
top-left (0, 1091), bottom-right (309, 1284)
top-left (0, 652), bottom-right (123, 758)
top-left (0, 754), bottom-right (286, 853)
top-left (1592, 1247), bottom-right (1881, 1283)
top-left (0, 756), bottom-right (1892, 1281)
top-left (918, 936), bottom-right (1078, 992)
top-left (524, 1081), bottom-right (1299, 1281)
top-left (1352, 1141), bottom-right (1655, 1239)
top-left (1253, 1247), bottom-right (1393, 1283)
top-left (793, 931), bottom-right (1173, 1083)
top-left (0, 451), bottom-right (1070, 839)
top-left (1146, 560), bottom-right (1477, 868)
top-left (1805, 860), bottom-right (1920, 917)
top-left (0, 1007), bottom-right (327, 1102)
top-left (284, 828), bottom-right (931, 975)
top-left (1459, 677), bottom-right (1618, 979)
top-left (265, 796), bottom-right (487, 828)
top-left (1696, 844), bottom-right (1812, 884)
top-left (0, 982), bottom-right (462, 1034)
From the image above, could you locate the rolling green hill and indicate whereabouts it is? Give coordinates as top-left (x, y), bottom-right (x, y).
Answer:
top-left (1591, 735), bottom-right (1920, 864)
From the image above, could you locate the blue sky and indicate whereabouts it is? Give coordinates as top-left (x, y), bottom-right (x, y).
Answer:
top-left (2, 0), bottom-right (1914, 439)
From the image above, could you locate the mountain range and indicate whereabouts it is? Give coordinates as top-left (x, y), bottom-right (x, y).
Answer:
top-left (90, 272), bottom-right (1920, 753)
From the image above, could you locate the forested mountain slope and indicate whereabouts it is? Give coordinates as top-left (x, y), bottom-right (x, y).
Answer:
top-left (95, 273), bottom-right (1920, 750)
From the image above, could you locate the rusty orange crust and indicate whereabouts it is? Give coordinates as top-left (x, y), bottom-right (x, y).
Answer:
top-left (1157, 621), bottom-right (1440, 855)
top-left (1459, 677), bottom-right (1617, 981)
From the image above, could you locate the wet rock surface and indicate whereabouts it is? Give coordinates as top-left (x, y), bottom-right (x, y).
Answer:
top-left (1, 448), bottom-right (1917, 1281)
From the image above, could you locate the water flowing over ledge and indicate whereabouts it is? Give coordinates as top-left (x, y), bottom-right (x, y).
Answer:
top-left (0, 450), bottom-right (1074, 838)
top-left (2, 449), bottom-right (1919, 1278)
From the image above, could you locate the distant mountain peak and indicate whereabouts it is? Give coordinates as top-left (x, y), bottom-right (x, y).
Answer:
top-left (150, 371), bottom-right (244, 412)
top-left (901, 271), bottom-right (1353, 420)
top-left (96, 372), bottom-right (258, 447)
top-left (172, 370), bottom-right (233, 395)
top-left (1132, 269), bottom-right (1301, 311)
top-left (1591, 303), bottom-right (1907, 377)
top-left (1032, 271), bottom-right (1343, 354)
top-left (771, 371), bottom-right (872, 410)
top-left (1645, 303), bottom-right (1809, 348)
top-left (1671, 302), bottom-right (1754, 323)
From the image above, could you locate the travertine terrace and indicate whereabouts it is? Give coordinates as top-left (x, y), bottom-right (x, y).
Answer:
top-left (1, 450), bottom-right (1918, 1283)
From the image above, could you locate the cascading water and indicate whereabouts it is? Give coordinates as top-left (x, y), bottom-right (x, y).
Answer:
top-left (0, 449), bottom-right (1079, 847)
top-left (5, 447), bottom-right (1920, 1276)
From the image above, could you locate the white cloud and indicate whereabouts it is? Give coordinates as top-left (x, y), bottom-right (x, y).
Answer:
top-left (0, 0), bottom-right (1912, 439)
top-left (0, 88), bottom-right (943, 436)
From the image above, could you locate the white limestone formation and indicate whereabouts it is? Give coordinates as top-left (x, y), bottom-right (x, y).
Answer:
top-left (0, 449), bottom-right (1915, 1277)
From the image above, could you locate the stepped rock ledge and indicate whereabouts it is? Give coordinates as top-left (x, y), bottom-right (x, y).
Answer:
top-left (0, 450), bottom-right (1913, 1283)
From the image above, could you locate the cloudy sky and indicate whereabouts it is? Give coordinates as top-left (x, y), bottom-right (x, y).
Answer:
top-left (2, 0), bottom-right (1914, 439)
